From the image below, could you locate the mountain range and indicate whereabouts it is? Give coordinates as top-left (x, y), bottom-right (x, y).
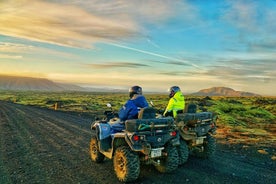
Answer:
top-left (0, 75), bottom-right (85, 91)
top-left (190, 87), bottom-right (260, 97)
top-left (0, 75), bottom-right (261, 96)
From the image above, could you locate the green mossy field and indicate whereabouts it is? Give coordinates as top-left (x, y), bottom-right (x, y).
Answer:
top-left (1, 91), bottom-right (275, 146)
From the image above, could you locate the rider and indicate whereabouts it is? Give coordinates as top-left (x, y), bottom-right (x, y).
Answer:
top-left (119, 85), bottom-right (149, 121)
top-left (108, 86), bottom-right (148, 133)
top-left (163, 86), bottom-right (185, 118)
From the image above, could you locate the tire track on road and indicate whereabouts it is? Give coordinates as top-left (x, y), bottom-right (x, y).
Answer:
top-left (0, 101), bottom-right (120, 184)
top-left (0, 102), bottom-right (51, 183)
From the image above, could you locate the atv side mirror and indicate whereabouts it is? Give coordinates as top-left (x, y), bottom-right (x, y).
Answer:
top-left (106, 103), bottom-right (112, 108)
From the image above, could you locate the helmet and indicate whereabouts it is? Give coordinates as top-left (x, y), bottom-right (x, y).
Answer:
top-left (168, 86), bottom-right (180, 98)
top-left (129, 85), bottom-right (142, 98)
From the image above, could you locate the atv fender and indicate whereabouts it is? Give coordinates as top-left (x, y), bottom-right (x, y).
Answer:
top-left (97, 132), bottom-right (126, 159)
top-left (124, 133), bottom-right (144, 151)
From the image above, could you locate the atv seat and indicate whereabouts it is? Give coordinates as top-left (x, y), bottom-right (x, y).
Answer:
top-left (185, 103), bottom-right (197, 113)
top-left (138, 107), bottom-right (156, 119)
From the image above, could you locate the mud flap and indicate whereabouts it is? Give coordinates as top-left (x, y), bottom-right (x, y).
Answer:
top-left (99, 137), bottom-right (112, 151)
top-left (170, 138), bottom-right (180, 146)
top-left (98, 123), bottom-right (112, 151)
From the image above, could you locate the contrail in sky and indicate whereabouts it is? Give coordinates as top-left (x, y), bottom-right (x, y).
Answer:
top-left (109, 42), bottom-right (201, 69)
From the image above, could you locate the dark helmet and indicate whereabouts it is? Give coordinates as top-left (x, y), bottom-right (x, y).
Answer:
top-left (129, 85), bottom-right (142, 98)
top-left (169, 86), bottom-right (180, 98)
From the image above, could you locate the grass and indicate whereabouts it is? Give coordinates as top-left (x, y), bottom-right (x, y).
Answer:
top-left (0, 90), bottom-right (275, 146)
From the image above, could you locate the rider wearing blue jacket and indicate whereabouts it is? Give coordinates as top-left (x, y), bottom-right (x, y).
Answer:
top-left (119, 86), bottom-right (149, 121)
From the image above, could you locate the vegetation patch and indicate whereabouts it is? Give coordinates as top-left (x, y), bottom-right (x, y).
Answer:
top-left (0, 91), bottom-right (275, 147)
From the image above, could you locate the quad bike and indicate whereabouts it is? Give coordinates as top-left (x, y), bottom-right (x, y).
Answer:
top-left (89, 104), bottom-right (180, 182)
top-left (175, 104), bottom-right (217, 159)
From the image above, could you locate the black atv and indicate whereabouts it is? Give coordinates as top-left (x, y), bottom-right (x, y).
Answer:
top-left (89, 104), bottom-right (179, 182)
top-left (175, 104), bottom-right (217, 159)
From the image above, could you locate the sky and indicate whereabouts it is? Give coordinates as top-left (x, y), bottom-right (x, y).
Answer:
top-left (0, 0), bottom-right (275, 95)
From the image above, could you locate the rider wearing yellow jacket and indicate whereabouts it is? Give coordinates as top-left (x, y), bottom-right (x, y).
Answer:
top-left (163, 86), bottom-right (185, 118)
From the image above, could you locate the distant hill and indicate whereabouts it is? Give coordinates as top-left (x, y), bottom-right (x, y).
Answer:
top-left (0, 75), bottom-right (85, 91)
top-left (190, 87), bottom-right (261, 97)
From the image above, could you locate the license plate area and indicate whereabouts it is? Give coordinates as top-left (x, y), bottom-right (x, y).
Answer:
top-left (195, 137), bottom-right (205, 145)
top-left (150, 147), bottom-right (164, 158)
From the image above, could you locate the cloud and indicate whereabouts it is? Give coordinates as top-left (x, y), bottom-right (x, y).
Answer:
top-left (0, 54), bottom-right (22, 59)
top-left (0, 41), bottom-right (79, 61)
top-left (0, 0), bottom-right (188, 49)
top-left (222, 1), bottom-right (276, 51)
top-left (148, 59), bottom-right (192, 67)
top-left (223, 1), bottom-right (259, 31)
top-left (0, 42), bottom-right (33, 53)
top-left (86, 62), bottom-right (149, 69)
top-left (203, 63), bottom-right (275, 83)
top-left (0, 0), bottom-right (141, 48)
top-left (72, 0), bottom-right (189, 24)
top-left (0, 42), bottom-right (33, 59)
top-left (109, 43), bottom-right (200, 69)
top-left (158, 71), bottom-right (185, 76)
top-left (248, 40), bottom-right (276, 52)
top-left (176, 52), bottom-right (276, 85)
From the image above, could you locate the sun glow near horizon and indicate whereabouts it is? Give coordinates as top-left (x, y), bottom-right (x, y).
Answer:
top-left (0, 0), bottom-right (275, 95)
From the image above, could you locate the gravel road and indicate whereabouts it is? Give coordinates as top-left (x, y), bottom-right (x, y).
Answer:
top-left (0, 101), bottom-right (275, 184)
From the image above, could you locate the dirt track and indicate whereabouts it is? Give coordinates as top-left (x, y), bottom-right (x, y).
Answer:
top-left (0, 101), bottom-right (275, 184)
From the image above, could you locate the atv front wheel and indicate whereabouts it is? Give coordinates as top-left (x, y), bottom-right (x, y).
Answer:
top-left (155, 144), bottom-right (178, 173)
top-left (178, 139), bottom-right (189, 165)
top-left (113, 146), bottom-right (140, 182)
top-left (89, 136), bottom-right (105, 163)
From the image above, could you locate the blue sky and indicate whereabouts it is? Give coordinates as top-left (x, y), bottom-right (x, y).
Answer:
top-left (0, 0), bottom-right (275, 95)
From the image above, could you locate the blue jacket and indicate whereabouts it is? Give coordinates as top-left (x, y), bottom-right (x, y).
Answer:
top-left (133, 95), bottom-right (148, 108)
top-left (119, 95), bottom-right (148, 121)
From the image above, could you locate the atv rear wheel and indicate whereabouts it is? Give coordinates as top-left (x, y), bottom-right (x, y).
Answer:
top-left (89, 136), bottom-right (105, 163)
top-left (155, 144), bottom-right (178, 173)
top-left (194, 134), bottom-right (216, 159)
top-left (113, 146), bottom-right (140, 182)
top-left (178, 139), bottom-right (189, 165)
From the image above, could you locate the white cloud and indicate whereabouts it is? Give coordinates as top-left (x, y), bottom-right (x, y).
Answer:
top-left (0, 42), bottom-right (33, 53)
top-left (223, 1), bottom-right (258, 31)
top-left (0, 54), bottom-right (22, 59)
top-left (0, 0), bottom-right (196, 48)
top-left (220, 1), bottom-right (276, 55)
top-left (0, 0), bottom-right (141, 48)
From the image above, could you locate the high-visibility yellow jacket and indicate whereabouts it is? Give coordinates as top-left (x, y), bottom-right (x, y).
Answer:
top-left (163, 91), bottom-right (185, 118)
